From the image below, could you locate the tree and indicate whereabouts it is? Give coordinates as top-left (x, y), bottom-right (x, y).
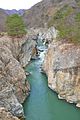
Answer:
top-left (6, 14), bottom-right (26, 37)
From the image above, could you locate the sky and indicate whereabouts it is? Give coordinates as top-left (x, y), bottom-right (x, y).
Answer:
top-left (0, 0), bottom-right (42, 10)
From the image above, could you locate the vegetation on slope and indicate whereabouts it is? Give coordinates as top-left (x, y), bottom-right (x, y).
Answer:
top-left (48, 2), bottom-right (80, 43)
top-left (6, 14), bottom-right (26, 37)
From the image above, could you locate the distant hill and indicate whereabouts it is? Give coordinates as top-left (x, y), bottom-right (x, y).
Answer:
top-left (5, 9), bottom-right (25, 15)
top-left (0, 0), bottom-right (80, 34)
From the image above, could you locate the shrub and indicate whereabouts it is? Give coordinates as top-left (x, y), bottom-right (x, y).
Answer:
top-left (6, 14), bottom-right (26, 37)
top-left (75, 13), bottom-right (80, 22)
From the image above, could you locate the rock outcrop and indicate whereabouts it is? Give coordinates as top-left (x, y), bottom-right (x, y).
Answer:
top-left (26, 27), bottom-right (58, 45)
top-left (0, 35), bottom-right (36, 119)
top-left (19, 36), bottom-right (37, 67)
top-left (37, 27), bottom-right (58, 44)
top-left (0, 107), bottom-right (20, 120)
top-left (43, 41), bottom-right (80, 107)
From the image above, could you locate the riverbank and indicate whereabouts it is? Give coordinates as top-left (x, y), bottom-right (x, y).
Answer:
top-left (0, 34), bottom-right (37, 119)
top-left (23, 44), bottom-right (80, 120)
top-left (43, 40), bottom-right (80, 108)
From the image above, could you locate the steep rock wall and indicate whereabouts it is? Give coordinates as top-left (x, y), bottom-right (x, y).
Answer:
top-left (43, 41), bottom-right (80, 107)
top-left (0, 35), bottom-right (36, 119)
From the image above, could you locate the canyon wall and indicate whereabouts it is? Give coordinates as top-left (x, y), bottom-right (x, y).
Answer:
top-left (43, 41), bottom-right (80, 107)
top-left (0, 35), bottom-right (36, 119)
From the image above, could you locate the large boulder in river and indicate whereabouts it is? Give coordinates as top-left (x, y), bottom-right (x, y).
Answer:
top-left (43, 41), bottom-right (80, 107)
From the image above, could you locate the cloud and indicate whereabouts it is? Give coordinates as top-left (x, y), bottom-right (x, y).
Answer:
top-left (0, 0), bottom-right (42, 10)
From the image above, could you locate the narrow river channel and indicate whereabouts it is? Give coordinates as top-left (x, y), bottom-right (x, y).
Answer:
top-left (23, 44), bottom-right (80, 120)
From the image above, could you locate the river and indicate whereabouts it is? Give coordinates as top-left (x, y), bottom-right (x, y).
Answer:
top-left (23, 44), bottom-right (80, 120)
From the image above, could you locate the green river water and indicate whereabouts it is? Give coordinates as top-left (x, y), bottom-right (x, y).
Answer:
top-left (23, 45), bottom-right (80, 120)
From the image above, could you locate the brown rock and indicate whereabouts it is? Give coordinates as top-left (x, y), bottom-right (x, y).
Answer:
top-left (0, 35), bottom-right (32, 118)
top-left (0, 107), bottom-right (20, 120)
top-left (43, 41), bottom-right (80, 107)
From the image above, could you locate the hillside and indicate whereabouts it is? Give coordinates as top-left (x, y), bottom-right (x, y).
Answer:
top-left (0, 8), bottom-right (7, 32)
top-left (22, 0), bottom-right (61, 28)
top-left (22, 0), bottom-right (78, 28)
top-left (0, 0), bottom-right (80, 34)
top-left (48, 0), bottom-right (80, 43)
top-left (0, 9), bottom-right (25, 32)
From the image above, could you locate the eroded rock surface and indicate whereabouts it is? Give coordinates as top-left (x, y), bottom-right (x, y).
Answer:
top-left (0, 107), bottom-right (20, 120)
top-left (19, 38), bottom-right (37, 67)
top-left (0, 35), bottom-right (37, 119)
top-left (43, 41), bottom-right (80, 107)
top-left (26, 27), bottom-right (58, 45)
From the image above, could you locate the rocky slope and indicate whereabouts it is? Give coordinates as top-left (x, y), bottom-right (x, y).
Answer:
top-left (0, 107), bottom-right (20, 120)
top-left (23, 0), bottom-right (79, 28)
top-left (0, 34), bottom-right (37, 119)
top-left (0, 9), bottom-right (7, 32)
top-left (23, 0), bottom-right (60, 28)
top-left (48, 0), bottom-right (80, 42)
top-left (43, 40), bottom-right (80, 107)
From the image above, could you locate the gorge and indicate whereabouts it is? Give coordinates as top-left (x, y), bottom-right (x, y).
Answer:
top-left (23, 40), bottom-right (80, 120)
top-left (0, 0), bottom-right (80, 120)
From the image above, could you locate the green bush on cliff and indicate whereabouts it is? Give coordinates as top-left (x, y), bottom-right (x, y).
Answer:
top-left (6, 14), bottom-right (26, 37)
top-left (48, 4), bottom-right (80, 43)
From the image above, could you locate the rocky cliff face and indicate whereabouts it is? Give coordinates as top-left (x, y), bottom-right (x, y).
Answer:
top-left (43, 41), bottom-right (80, 107)
top-left (19, 36), bottom-right (37, 67)
top-left (0, 35), bottom-right (36, 119)
top-left (25, 27), bottom-right (58, 45)
top-left (0, 107), bottom-right (20, 120)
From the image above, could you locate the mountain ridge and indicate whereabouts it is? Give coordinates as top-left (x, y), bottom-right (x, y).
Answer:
top-left (0, 0), bottom-right (80, 32)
